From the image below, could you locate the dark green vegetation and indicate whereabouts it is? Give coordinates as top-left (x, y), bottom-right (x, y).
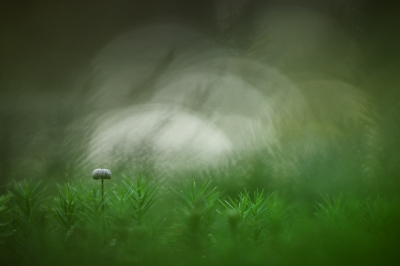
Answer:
top-left (1, 171), bottom-right (399, 266)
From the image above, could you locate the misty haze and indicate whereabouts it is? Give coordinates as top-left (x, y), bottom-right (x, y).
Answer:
top-left (1, 1), bottom-right (400, 264)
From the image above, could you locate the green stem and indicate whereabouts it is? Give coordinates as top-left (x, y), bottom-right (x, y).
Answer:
top-left (101, 179), bottom-right (104, 212)
top-left (102, 179), bottom-right (105, 233)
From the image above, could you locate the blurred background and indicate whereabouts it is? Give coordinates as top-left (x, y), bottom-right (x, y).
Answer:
top-left (0, 0), bottom-right (399, 196)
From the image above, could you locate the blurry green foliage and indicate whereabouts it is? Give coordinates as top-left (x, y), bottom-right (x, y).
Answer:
top-left (0, 177), bottom-right (399, 265)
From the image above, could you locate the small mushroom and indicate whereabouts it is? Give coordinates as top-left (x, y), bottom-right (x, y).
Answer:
top-left (92, 168), bottom-right (112, 180)
top-left (92, 168), bottom-right (112, 215)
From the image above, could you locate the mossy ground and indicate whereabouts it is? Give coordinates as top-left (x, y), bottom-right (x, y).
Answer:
top-left (0, 162), bottom-right (399, 266)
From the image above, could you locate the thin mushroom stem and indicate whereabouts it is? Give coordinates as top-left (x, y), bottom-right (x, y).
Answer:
top-left (92, 168), bottom-right (112, 235)
top-left (101, 178), bottom-right (104, 212)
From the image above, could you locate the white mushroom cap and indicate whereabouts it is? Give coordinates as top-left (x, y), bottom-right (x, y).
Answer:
top-left (92, 168), bottom-right (112, 180)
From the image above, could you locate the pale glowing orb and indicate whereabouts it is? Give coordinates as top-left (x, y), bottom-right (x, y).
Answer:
top-left (88, 104), bottom-right (233, 171)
